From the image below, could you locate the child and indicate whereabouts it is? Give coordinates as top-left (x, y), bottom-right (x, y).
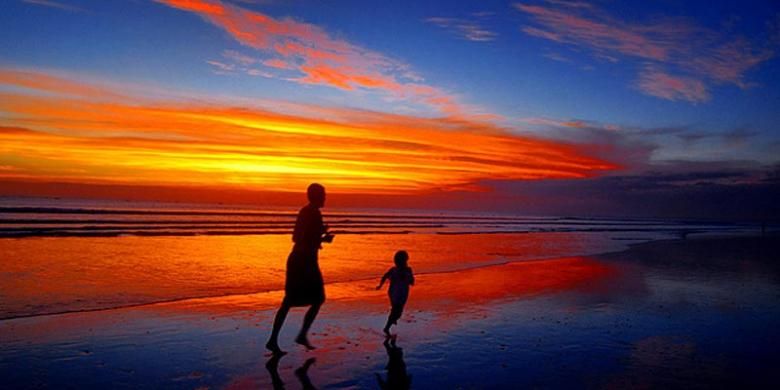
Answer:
top-left (376, 250), bottom-right (415, 335)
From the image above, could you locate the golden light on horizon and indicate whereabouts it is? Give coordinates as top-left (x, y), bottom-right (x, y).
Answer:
top-left (0, 68), bottom-right (617, 195)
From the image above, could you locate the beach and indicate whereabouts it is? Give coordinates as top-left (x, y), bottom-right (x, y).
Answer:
top-left (3, 1), bottom-right (778, 387)
top-left (2, 235), bottom-right (779, 389)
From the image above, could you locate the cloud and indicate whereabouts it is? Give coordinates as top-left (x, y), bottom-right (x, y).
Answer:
top-left (542, 0), bottom-right (592, 8)
top-left (516, 2), bottom-right (677, 61)
top-left (542, 52), bottom-right (571, 63)
top-left (518, 117), bottom-right (659, 169)
top-left (206, 50), bottom-right (274, 76)
top-left (487, 162), bottom-right (780, 220)
top-left (22, 0), bottom-right (85, 12)
top-left (637, 68), bottom-right (710, 103)
top-left (426, 13), bottom-right (498, 42)
top-left (0, 68), bottom-right (125, 99)
top-left (517, 116), bottom-right (776, 169)
top-left (222, 49), bottom-right (257, 65)
top-left (520, 117), bottom-right (592, 129)
top-left (0, 67), bottom-right (616, 194)
top-left (262, 58), bottom-right (293, 69)
top-left (205, 59), bottom-right (236, 73)
top-left (514, 1), bottom-right (775, 102)
top-left (155, 0), bottom-right (480, 117)
top-left (722, 127), bottom-right (758, 148)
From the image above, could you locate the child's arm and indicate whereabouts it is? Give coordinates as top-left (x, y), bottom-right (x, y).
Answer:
top-left (409, 267), bottom-right (415, 286)
top-left (376, 269), bottom-right (391, 290)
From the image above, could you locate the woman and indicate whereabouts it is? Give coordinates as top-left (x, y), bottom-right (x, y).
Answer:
top-left (266, 183), bottom-right (334, 355)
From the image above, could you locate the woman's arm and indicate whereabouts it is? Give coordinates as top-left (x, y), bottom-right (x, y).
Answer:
top-left (321, 223), bottom-right (334, 243)
top-left (296, 206), bottom-right (329, 249)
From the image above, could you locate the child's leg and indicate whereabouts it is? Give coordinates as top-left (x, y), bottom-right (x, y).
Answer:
top-left (383, 309), bottom-right (393, 335)
top-left (383, 304), bottom-right (404, 334)
top-left (390, 304), bottom-right (404, 325)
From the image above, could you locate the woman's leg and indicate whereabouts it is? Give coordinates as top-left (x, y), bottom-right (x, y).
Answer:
top-left (296, 303), bottom-right (321, 349)
top-left (266, 302), bottom-right (290, 354)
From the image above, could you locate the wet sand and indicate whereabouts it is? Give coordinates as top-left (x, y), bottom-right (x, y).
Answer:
top-left (2, 236), bottom-right (779, 388)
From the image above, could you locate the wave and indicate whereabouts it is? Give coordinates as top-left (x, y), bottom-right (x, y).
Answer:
top-left (0, 207), bottom-right (758, 238)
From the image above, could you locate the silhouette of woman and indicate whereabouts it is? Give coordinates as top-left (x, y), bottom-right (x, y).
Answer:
top-left (266, 183), bottom-right (333, 355)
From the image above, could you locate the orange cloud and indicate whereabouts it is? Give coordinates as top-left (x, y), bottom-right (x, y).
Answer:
top-left (155, 0), bottom-right (478, 117)
top-left (162, 0), bottom-right (225, 15)
top-left (262, 58), bottom-right (292, 70)
top-left (0, 68), bottom-right (617, 194)
top-left (0, 69), bottom-right (122, 99)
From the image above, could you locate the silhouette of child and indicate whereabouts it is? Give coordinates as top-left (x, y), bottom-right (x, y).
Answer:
top-left (376, 250), bottom-right (415, 335)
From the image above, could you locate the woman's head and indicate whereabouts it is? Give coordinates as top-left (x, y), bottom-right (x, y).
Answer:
top-left (394, 250), bottom-right (409, 267)
top-left (307, 183), bottom-right (326, 208)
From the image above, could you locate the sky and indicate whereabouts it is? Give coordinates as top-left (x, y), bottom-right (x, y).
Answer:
top-left (1, 0), bottom-right (779, 219)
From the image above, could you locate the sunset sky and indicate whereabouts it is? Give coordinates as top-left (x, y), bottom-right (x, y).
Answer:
top-left (1, 0), bottom-right (779, 217)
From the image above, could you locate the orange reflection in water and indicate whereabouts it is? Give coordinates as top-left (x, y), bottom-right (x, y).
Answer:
top-left (325, 256), bottom-right (614, 309)
top-left (155, 255), bottom-right (613, 321)
top-left (0, 235), bottom-right (292, 319)
top-left (0, 253), bottom-right (613, 364)
top-left (0, 232), bottom-right (619, 319)
top-left (415, 256), bottom-right (613, 304)
top-left (162, 255), bottom-right (615, 389)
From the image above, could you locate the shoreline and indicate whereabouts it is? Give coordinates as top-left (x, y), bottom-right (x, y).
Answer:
top-left (2, 233), bottom-right (773, 322)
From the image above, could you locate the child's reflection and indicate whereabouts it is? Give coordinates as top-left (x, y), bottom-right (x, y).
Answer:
top-left (376, 336), bottom-right (412, 390)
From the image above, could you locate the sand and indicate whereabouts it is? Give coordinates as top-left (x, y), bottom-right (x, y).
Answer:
top-left (1, 235), bottom-right (779, 388)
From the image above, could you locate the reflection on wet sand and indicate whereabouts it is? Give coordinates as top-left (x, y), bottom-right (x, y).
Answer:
top-left (0, 253), bottom-right (614, 389)
top-left (0, 231), bottom-right (629, 319)
top-left (0, 256), bottom-right (614, 348)
top-left (3, 237), bottom-right (778, 388)
top-left (295, 358), bottom-right (317, 390)
top-left (265, 354), bottom-right (317, 390)
top-left (376, 336), bottom-right (411, 390)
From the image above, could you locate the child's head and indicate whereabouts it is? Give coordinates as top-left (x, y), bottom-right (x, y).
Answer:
top-left (394, 250), bottom-right (409, 267)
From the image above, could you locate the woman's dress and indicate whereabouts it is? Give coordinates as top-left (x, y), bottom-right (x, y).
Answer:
top-left (283, 204), bottom-right (326, 307)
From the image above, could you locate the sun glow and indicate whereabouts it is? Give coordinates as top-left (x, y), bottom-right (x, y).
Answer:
top-left (0, 68), bottom-right (617, 194)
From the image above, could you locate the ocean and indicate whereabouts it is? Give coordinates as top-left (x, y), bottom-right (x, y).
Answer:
top-left (0, 197), bottom-right (761, 320)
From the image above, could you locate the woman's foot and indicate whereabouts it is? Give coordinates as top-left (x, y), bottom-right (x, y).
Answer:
top-left (265, 340), bottom-right (286, 356)
top-left (383, 326), bottom-right (391, 337)
top-left (295, 334), bottom-right (316, 350)
top-left (295, 357), bottom-right (316, 377)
